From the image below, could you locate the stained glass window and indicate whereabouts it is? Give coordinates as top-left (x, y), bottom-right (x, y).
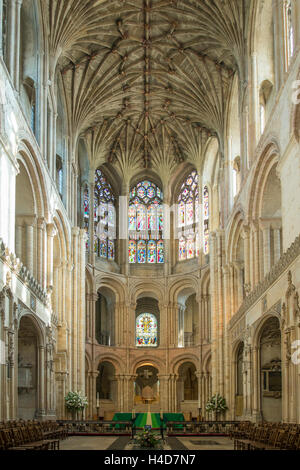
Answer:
top-left (136, 313), bottom-right (158, 347)
top-left (128, 180), bottom-right (164, 264)
top-left (285, 0), bottom-right (294, 66)
top-left (83, 185), bottom-right (89, 251)
top-left (129, 240), bottom-right (137, 264)
top-left (147, 240), bottom-right (156, 264)
top-left (177, 171), bottom-right (209, 259)
top-left (157, 240), bottom-right (164, 264)
top-left (94, 168), bottom-right (116, 260)
top-left (177, 170), bottom-right (199, 261)
top-left (137, 240), bottom-right (146, 264)
top-left (203, 186), bottom-right (209, 255)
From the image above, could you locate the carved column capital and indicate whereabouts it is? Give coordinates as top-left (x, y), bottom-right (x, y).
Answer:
top-left (46, 223), bottom-right (56, 237)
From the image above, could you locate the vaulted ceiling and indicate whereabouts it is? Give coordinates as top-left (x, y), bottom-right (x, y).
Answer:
top-left (45, 0), bottom-right (250, 179)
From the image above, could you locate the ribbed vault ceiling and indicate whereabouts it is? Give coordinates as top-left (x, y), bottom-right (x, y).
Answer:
top-left (45, 0), bottom-right (250, 179)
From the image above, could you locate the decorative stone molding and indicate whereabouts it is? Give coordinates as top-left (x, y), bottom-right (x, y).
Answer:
top-left (0, 237), bottom-right (47, 304)
top-left (229, 234), bottom-right (300, 329)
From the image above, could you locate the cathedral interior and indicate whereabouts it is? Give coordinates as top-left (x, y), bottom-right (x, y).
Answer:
top-left (1, 0), bottom-right (300, 441)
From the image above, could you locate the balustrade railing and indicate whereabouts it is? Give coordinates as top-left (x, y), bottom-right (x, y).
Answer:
top-left (56, 419), bottom-right (240, 436)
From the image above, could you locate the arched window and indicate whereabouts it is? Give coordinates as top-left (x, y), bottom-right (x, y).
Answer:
top-left (56, 155), bottom-right (63, 198)
top-left (233, 156), bottom-right (241, 197)
top-left (83, 184), bottom-right (89, 251)
top-left (284, 0), bottom-right (294, 67)
top-left (203, 186), bottom-right (209, 255)
top-left (94, 169), bottom-right (116, 261)
top-left (128, 180), bottom-right (164, 264)
top-left (177, 170), bottom-right (199, 260)
top-left (2, 1), bottom-right (8, 66)
top-left (136, 313), bottom-right (158, 347)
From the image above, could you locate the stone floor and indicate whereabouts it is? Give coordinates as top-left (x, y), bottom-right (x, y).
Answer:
top-left (60, 435), bottom-right (234, 451)
top-left (60, 436), bottom-right (119, 450)
top-left (177, 436), bottom-right (234, 450)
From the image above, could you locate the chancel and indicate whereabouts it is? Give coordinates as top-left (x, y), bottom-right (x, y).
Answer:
top-left (0, 0), bottom-right (300, 452)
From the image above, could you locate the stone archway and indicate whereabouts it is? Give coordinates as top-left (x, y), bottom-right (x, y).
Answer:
top-left (134, 364), bottom-right (159, 412)
top-left (177, 362), bottom-right (198, 418)
top-left (259, 317), bottom-right (282, 422)
top-left (96, 361), bottom-right (117, 419)
top-left (235, 342), bottom-right (244, 417)
top-left (17, 316), bottom-right (41, 419)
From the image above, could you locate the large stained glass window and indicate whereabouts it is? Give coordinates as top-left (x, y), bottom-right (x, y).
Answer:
top-left (177, 171), bottom-right (209, 260)
top-left (94, 168), bottom-right (116, 261)
top-left (128, 180), bottom-right (164, 264)
top-left (136, 313), bottom-right (158, 347)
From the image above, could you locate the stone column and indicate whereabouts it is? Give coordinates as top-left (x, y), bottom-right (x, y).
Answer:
top-left (86, 294), bottom-right (91, 342)
top-left (205, 373), bottom-right (210, 418)
top-left (117, 375), bottom-right (124, 412)
top-left (252, 346), bottom-right (260, 421)
top-left (14, 0), bottom-right (22, 91)
top-left (15, 220), bottom-right (23, 261)
top-left (36, 218), bottom-right (45, 286)
top-left (209, 231), bottom-right (218, 393)
top-left (242, 225), bottom-right (250, 291)
top-left (91, 370), bottom-right (99, 418)
top-left (273, 221), bottom-right (282, 264)
top-left (216, 230), bottom-right (224, 396)
top-left (163, 194), bottom-right (171, 276)
top-left (85, 371), bottom-right (91, 418)
top-left (46, 223), bottom-right (56, 289)
top-left (158, 302), bottom-right (167, 347)
top-left (157, 374), bottom-right (169, 413)
top-left (195, 372), bottom-right (202, 415)
top-left (119, 181), bottom-right (129, 276)
top-left (25, 216), bottom-right (36, 275)
top-left (222, 265), bottom-right (231, 409)
top-left (233, 261), bottom-right (244, 308)
top-left (6, 0), bottom-right (16, 83)
top-left (203, 295), bottom-right (209, 342)
top-left (71, 227), bottom-right (79, 389)
top-left (169, 374), bottom-right (178, 412)
top-left (167, 302), bottom-right (178, 347)
top-left (260, 220), bottom-right (271, 276)
top-left (200, 372), bottom-right (205, 416)
top-left (123, 374), bottom-right (135, 412)
top-left (37, 345), bottom-right (45, 417)
top-left (251, 221), bottom-right (260, 286)
top-left (78, 228), bottom-right (86, 392)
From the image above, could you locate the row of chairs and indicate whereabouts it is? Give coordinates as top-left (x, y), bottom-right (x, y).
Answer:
top-left (230, 421), bottom-right (300, 450)
top-left (0, 420), bottom-right (68, 450)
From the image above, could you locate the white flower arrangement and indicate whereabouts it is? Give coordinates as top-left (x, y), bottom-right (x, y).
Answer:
top-left (65, 391), bottom-right (88, 411)
top-left (205, 393), bottom-right (228, 414)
